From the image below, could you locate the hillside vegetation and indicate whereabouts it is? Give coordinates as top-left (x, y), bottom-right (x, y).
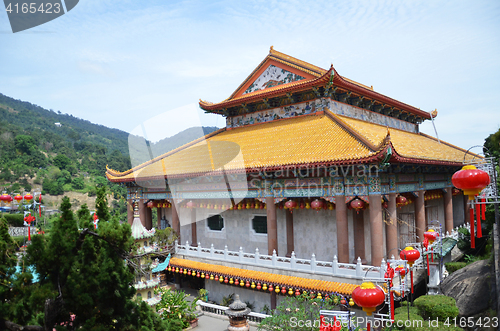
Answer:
top-left (0, 93), bottom-right (220, 212)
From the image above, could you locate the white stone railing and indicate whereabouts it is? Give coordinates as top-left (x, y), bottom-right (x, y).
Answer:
top-left (134, 277), bottom-right (160, 290)
top-left (196, 300), bottom-right (270, 323)
top-left (175, 240), bottom-right (385, 280)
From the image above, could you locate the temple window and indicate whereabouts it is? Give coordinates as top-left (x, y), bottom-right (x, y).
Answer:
top-left (207, 215), bottom-right (224, 231)
top-left (148, 291), bottom-right (152, 299)
top-left (252, 216), bottom-right (267, 234)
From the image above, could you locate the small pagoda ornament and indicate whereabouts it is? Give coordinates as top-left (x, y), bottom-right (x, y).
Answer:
top-left (225, 294), bottom-right (250, 331)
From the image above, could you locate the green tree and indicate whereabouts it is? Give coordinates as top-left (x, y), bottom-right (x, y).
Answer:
top-left (52, 154), bottom-right (72, 170)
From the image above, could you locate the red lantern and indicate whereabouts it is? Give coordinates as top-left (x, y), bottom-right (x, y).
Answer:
top-left (295, 289), bottom-right (301, 296)
top-left (147, 201), bottom-right (154, 208)
top-left (351, 282), bottom-right (385, 316)
top-left (382, 201), bottom-right (388, 209)
top-left (311, 199), bottom-right (324, 211)
top-left (0, 194), bottom-right (11, 202)
top-left (452, 165), bottom-right (490, 200)
top-left (224, 277), bottom-right (228, 284)
top-left (400, 246), bottom-right (420, 267)
top-left (396, 195), bottom-right (407, 206)
top-left (245, 281), bottom-right (250, 287)
top-left (350, 199), bottom-right (365, 214)
top-left (285, 200), bottom-right (297, 210)
top-left (235, 279), bottom-right (239, 286)
top-left (196, 272), bottom-right (200, 278)
top-left (268, 285), bottom-right (274, 292)
top-left (256, 283), bottom-right (261, 290)
top-left (424, 229), bottom-right (439, 244)
top-left (281, 287), bottom-right (286, 294)
top-left (395, 266), bottom-right (407, 276)
top-left (14, 194), bottom-right (23, 202)
top-left (186, 201), bottom-right (194, 208)
top-left (24, 193), bottom-right (33, 202)
top-left (205, 273), bottom-right (209, 279)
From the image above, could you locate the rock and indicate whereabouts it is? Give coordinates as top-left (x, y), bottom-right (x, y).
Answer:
top-left (441, 259), bottom-right (497, 317)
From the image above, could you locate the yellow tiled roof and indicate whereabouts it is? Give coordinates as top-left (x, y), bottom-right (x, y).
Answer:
top-left (338, 115), bottom-right (476, 163)
top-left (107, 114), bottom-right (376, 181)
top-left (168, 257), bottom-right (358, 295)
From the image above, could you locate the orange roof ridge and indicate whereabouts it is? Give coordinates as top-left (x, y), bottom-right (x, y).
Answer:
top-left (324, 110), bottom-right (378, 152)
top-left (269, 47), bottom-right (327, 76)
top-left (105, 127), bottom-right (226, 178)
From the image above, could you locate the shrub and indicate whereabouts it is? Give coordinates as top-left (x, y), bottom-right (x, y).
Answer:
top-left (1, 213), bottom-right (24, 227)
top-left (445, 262), bottom-right (467, 274)
top-left (413, 295), bottom-right (459, 321)
top-left (390, 313), bottom-right (424, 330)
top-left (395, 305), bottom-right (419, 316)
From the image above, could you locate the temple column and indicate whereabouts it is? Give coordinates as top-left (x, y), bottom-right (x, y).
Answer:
top-left (444, 187), bottom-right (454, 233)
top-left (368, 175), bottom-right (383, 266)
top-left (386, 193), bottom-right (398, 258)
top-left (415, 191), bottom-right (426, 243)
top-left (191, 208), bottom-right (197, 245)
top-left (353, 209), bottom-right (365, 262)
top-left (266, 196), bottom-right (278, 255)
top-left (127, 198), bottom-right (134, 225)
top-left (157, 205), bottom-right (162, 229)
top-left (139, 199), bottom-right (147, 227)
top-left (145, 206), bottom-right (152, 230)
top-left (335, 196), bottom-right (349, 263)
top-left (286, 209), bottom-right (294, 257)
top-left (172, 202), bottom-right (180, 243)
top-left (369, 193), bottom-right (384, 266)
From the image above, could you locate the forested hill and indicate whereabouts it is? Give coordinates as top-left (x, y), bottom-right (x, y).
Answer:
top-left (0, 92), bottom-right (221, 200)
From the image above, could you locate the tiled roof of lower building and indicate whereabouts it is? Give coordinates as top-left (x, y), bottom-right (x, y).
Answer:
top-left (165, 257), bottom-right (359, 296)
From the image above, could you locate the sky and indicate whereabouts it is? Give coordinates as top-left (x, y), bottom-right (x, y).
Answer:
top-left (1, 0), bottom-right (499, 153)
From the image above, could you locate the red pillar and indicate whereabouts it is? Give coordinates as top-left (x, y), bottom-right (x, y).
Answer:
top-left (444, 188), bottom-right (454, 233)
top-left (286, 209), bottom-right (294, 257)
top-left (415, 191), bottom-right (426, 243)
top-left (353, 209), bottom-right (365, 262)
top-left (145, 206), bottom-right (152, 230)
top-left (336, 195), bottom-right (349, 263)
top-left (139, 199), bottom-right (147, 228)
top-left (266, 196), bottom-right (278, 255)
top-left (369, 193), bottom-right (384, 266)
top-left (386, 193), bottom-right (398, 258)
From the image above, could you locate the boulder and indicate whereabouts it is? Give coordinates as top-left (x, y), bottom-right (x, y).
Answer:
top-left (441, 259), bottom-right (497, 317)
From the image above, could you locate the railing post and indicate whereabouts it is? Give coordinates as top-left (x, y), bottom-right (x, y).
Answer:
top-left (332, 255), bottom-right (338, 274)
top-left (272, 250), bottom-right (277, 267)
top-left (239, 247), bottom-right (244, 262)
top-left (311, 253), bottom-right (316, 273)
top-left (380, 258), bottom-right (386, 278)
top-left (290, 251), bottom-right (296, 269)
top-left (197, 242), bottom-right (201, 256)
top-left (210, 244), bottom-right (215, 257)
top-left (255, 248), bottom-right (260, 264)
top-left (356, 257), bottom-right (362, 277)
top-left (224, 245), bottom-right (228, 260)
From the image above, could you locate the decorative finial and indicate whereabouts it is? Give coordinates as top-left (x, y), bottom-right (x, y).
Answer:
top-left (270, 45), bottom-right (274, 52)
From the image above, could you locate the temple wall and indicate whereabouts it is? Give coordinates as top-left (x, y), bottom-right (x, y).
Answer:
top-left (452, 194), bottom-right (466, 227)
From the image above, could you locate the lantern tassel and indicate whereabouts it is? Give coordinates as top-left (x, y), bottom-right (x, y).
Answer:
top-left (410, 269), bottom-right (414, 294)
top-left (426, 250), bottom-right (430, 276)
top-left (476, 203), bottom-right (482, 238)
top-left (367, 320), bottom-right (371, 331)
top-left (481, 199), bottom-right (486, 220)
top-left (390, 290), bottom-right (395, 320)
top-left (469, 207), bottom-right (475, 249)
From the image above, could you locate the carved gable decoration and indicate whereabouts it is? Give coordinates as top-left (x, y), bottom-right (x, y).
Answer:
top-left (242, 65), bottom-right (305, 95)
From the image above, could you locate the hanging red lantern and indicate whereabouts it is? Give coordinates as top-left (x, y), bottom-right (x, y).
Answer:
top-left (295, 289), bottom-right (301, 296)
top-left (311, 199), bottom-right (324, 211)
top-left (284, 200), bottom-right (297, 210)
top-left (395, 266), bottom-right (407, 276)
top-left (245, 280), bottom-right (250, 287)
top-left (147, 201), bottom-right (154, 208)
top-left (281, 287), bottom-right (287, 294)
top-left (224, 277), bottom-right (228, 284)
top-left (14, 194), bottom-right (23, 202)
top-left (260, 203), bottom-right (265, 209)
top-left (205, 273), bottom-right (209, 279)
top-left (400, 246), bottom-right (420, 267)
top-left (452, 165), bottom-right (490, 200)
top-left (187, 270), bottom-right (192, 276)
top-left (268, 285), bottom-right (274, 292)
top-left (235, 279), bottom-right (239, 286)
top-left (424, 229), bottom-right (439, 244)
top-left (396, 195), bottom-right (407, 206)
top-left (350, 199), bottom-right (365, 214)
top-left (351, 282), bottom-right (385, 316)
top-left (0, 194), bottom-right (11, 202)
top-left (256, 283), bottom-right (261, 290)
top-left (186, 201), bottom-right (194, 208)
top-left (24, 193), bottom-right (33, 202)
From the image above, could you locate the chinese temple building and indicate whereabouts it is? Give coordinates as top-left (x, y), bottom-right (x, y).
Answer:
top-left (107, 48), bottom-right (474, 311)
